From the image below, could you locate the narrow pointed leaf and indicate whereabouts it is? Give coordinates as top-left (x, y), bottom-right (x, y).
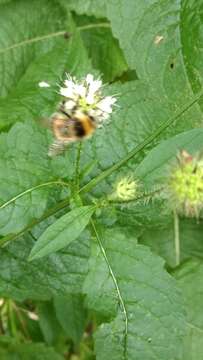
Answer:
top-left (29, 206), bottom-right (95, 261)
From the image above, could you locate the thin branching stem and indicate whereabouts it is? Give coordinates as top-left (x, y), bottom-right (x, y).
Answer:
top-left (78, 23), bottom-right (110, 31)
top-left (91, 220), bottom-right (128, 358)
top-left (0, 180), bottom-right (69, 211)
top-left (0, 31), bottom-right (67, 54)
top-left (173, 209), bottom-right (180, 266)
top-left (0, 91), bottom-right (202, 246)
top-left (0, 23), bottom-right (110, 54)
top-left (74, 142), bottom-right (82, 191)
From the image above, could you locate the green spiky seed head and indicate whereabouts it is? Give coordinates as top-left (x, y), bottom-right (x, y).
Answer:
top-left (168, 150), bottom-right (203, 217)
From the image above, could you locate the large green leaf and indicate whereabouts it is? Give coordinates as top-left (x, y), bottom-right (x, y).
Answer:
top-left (140, 218), bottom-right (203, 268)
top-left (174, 259), bottom-right (203, 360)
top-left (106, 0), bottom-right (203, 109)
top-left (54, 294), bottom-right (87, 344)
top-left (79, 20), bottom-right (128, 82)
top-left (79, 82), bottom-right (202, 197)
top-left (0, 0), bottom-right (67, 98)
top-left (0, 13), bottom-right (92, 130)
top-left (38, 301), bottom-right (64, 345)
top-left (180, 0), bottom-right (203, 109)
top-left (84, 226), bottom-right (186, 360)
top-left (29, 206), bottom-right (95, 261)
top-left (0, 231), bottom-right (90, 301)
top-left (136, 128), bottom-right (203, 187)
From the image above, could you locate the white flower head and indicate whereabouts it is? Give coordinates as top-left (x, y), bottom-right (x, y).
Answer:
top-left (59, 73), bottom-right (117, 125)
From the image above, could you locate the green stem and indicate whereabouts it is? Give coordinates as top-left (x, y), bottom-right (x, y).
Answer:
top-left (173, 209), bottom-right (180, 266)
top-left (80, 90), bottom-right (203, 194)
top-left (0, 31), bottom-right (67, 54)
top-left (78, 23), bottom-right (110, 31)
top-left (0, 91), bottom-right (202, 247)
top-left (0, 196), bottom-right (70, 247)
top-left (0, 180), bottom-right (69, 211)
top-left (7, 300), bottom-right (18, 339)
top-left (91, 220), bottom-right (128, 358)
top-left (74, 142), bottom-right (82, 192)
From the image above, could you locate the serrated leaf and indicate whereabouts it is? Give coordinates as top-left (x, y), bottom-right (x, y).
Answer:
top-left (54, 294), bottom-right (87, 344)
top-left (106, 0), bottom-right (203, 109)
top-left (180, 0), bottom-right (203, 110)
top-left (0, 0), bottom-right (67, 98)
top-left (29, 206), bottom-right (95, 261)
top-left (79, 82), bottom-right (202, 197)
top-left (136, 128), bottom-right (203, 188)
top-left (0, 121), bottom-right (71, 236)
top-left (84, 226), bottom-right (186, 360)
top-left (0, 12), bottom-right (92, 130)
top-left (61, 0), bottom-right (107, 18)
top-left (0, 231), bottom-right (90, 301)
top-left (79, 18), bottom-right (128, 82)
top-left (174, 259), bottom-right (203, 360)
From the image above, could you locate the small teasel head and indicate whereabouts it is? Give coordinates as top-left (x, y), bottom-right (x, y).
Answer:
top-left (167, 150), bottom-right (203, 217)
top-left (108, 175), bottom-right (139, 202)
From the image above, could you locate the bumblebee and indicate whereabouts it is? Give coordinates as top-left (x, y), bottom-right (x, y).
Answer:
top-left (48, 100), bottom-right (96, 156)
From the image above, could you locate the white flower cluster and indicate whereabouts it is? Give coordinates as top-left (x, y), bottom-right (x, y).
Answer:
top-left (59, 74), bottom-right (117, 125)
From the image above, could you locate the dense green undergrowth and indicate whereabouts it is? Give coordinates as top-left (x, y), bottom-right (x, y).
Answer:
top-left (0, 0), bottom-right (203, 359)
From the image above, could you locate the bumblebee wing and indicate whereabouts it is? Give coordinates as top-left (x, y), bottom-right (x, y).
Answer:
top-left (51, 116), bottom-right (77, 142)
top-left (48, 139), bottom-right (72, 157)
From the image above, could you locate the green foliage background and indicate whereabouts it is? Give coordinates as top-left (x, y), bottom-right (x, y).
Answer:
top-left (0, 0), bottom-right (202, 359)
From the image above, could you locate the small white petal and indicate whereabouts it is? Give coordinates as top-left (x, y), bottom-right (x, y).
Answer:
top-left (74, 84), bottom-right (86, 97)
top-left (97, 96), bottom-right (116, 113)
top-left (38, 81), bottom-right (50, 88)
top-left (64, 100), bottom-right (76, 110)
top-left (88, 80), bottom-right (102, 94)
top-left (64, 79), bottom-right (74, 88)
top-left (60, 87), bottom-right (75, 98)
top-left (86, 74), bottom-right (94, 84)
top-left (86, 93), bottom-right (96, 105)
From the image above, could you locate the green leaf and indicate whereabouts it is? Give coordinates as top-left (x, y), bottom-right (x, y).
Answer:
top-left (0, 10), bottom-right (92, 130)
top-left (84, 225), bottom-right (186, 360)
top-left (61, 0), bottom-right (107, 18)
top-left (0, 121), bottom-right (71, 237)
top-left (136, 128), bottom-right (203, 188)
top-left (0, 231), bottom-right (90, 301)
top-left (106, 0), bottom-right (203, 108)
top-left (174, 259), bottom-right (203, 360)
top-left (80, 89), bottom-right (202, 196)
top-left (0, 0), bottom-right (67, 98)
top-left (78, 17), bottom-right (128, 82)
top-left (140, 218), bottom-right (203, 268)
top-left (0, 342), bottom-right (63, 360)
top-left (38, 301), bottom-right (64, 345)
top-left (180, 0), bottom-right (203, 110)
top-left (54, 294), bottom-right (87, 344)
top-left (29, 206), bottom-right (95, 261)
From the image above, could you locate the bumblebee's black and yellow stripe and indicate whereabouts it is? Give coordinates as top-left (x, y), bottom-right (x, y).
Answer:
top-left (48, 108), bottom-right (96, 156)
